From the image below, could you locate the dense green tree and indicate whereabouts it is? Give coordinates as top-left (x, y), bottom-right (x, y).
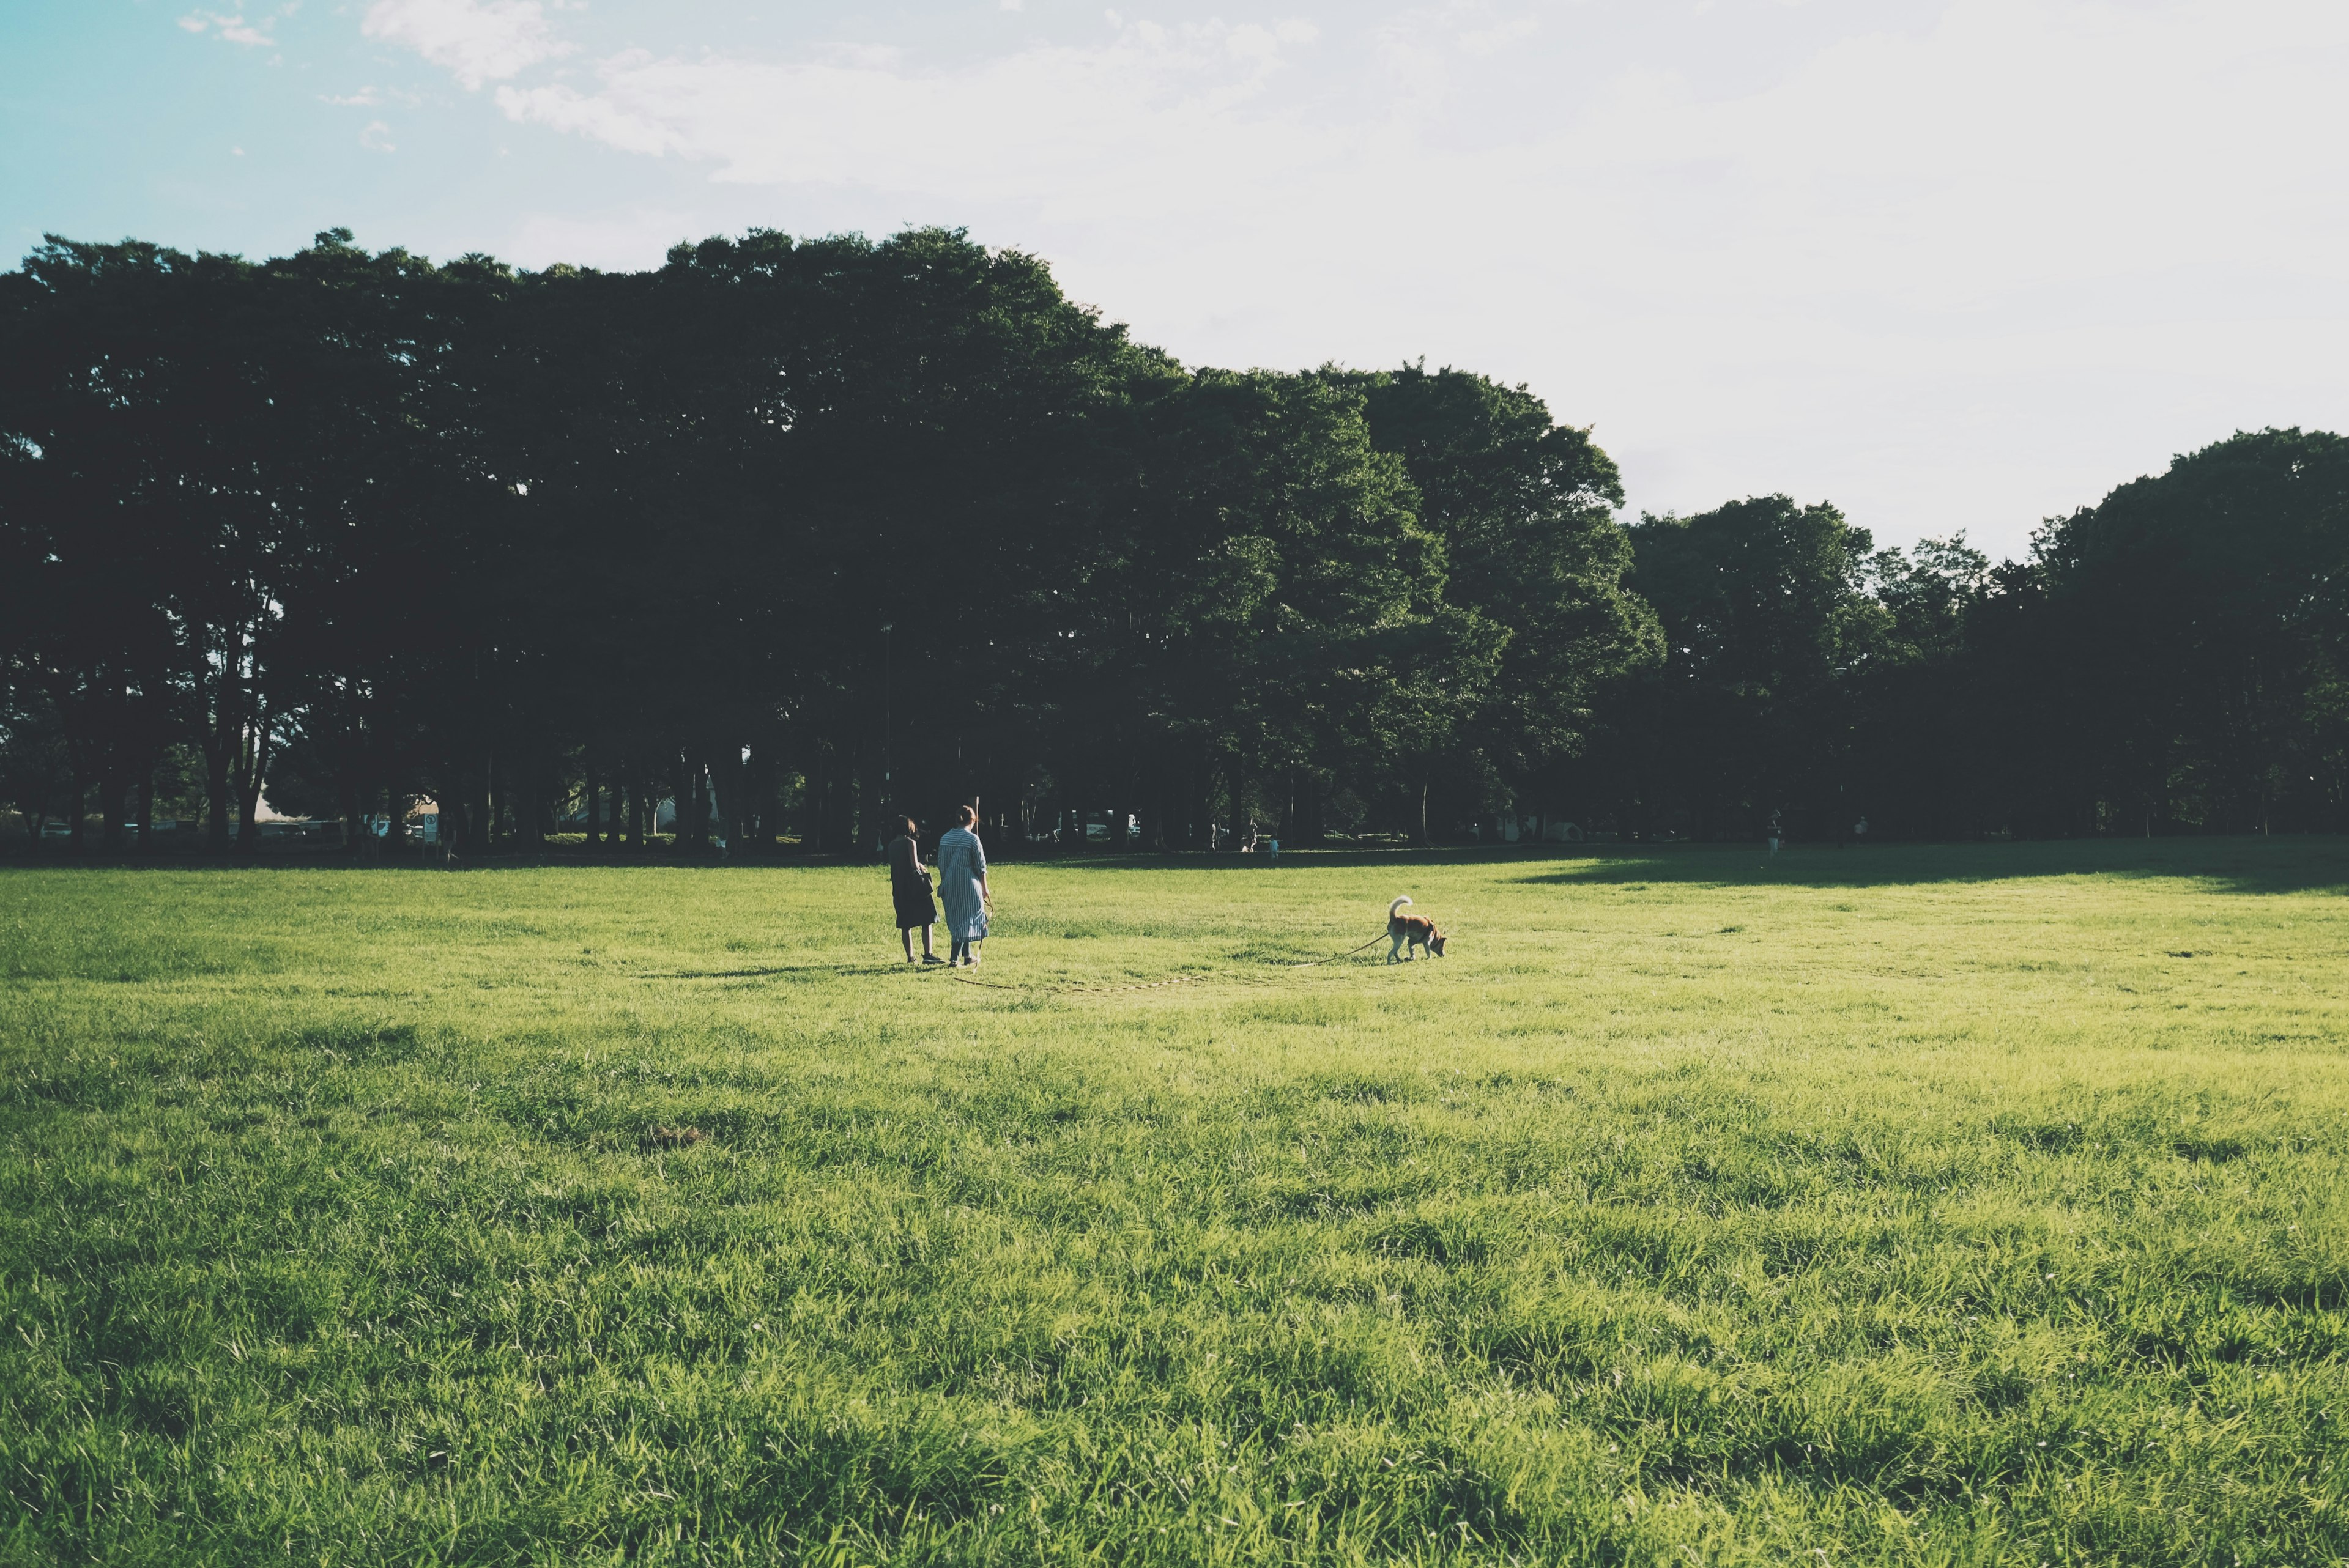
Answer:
top-left (1345, 365), bottom-right (1660, 835)
top-left (2032, 428), bottom-right (2349, 834)
top-left (1100, 368), bottom-right (1438, 845)
top-left (6, 223), bottom-right (2342, 856)
top-left (0, 239), bottom-right (275, 852)
top-left (1615, 497), bottom-right (1888, 839)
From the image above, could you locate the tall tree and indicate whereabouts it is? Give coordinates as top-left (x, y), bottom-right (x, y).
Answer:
top-left (1619, 497), bottom-right (1889, 840)
top-left (1345, 365), bottom-right (1660, 834)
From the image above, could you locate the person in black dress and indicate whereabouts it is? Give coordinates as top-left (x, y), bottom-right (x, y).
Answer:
top-left (889, 817), bottom-right (943, 964)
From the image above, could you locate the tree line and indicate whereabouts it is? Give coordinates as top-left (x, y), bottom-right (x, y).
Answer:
top-left (3, 226), bottom-right (2344, 857)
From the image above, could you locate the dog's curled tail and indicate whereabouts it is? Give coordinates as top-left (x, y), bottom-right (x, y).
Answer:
top-left (1389, 895), bottom-right (1413, 919)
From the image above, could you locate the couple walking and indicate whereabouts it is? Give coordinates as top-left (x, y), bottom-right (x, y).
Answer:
top-left (890, 805), bottom-right (992, 966)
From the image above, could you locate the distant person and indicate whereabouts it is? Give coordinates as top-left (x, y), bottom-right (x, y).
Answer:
top-left (888, 816), bottom-right (943, 964)
top-left (937, 805), bottom-right (992, 967)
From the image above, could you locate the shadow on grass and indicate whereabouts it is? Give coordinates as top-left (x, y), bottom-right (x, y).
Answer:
top-left (634, 963), bottom-right (915, 981)
top-left (1031, 836), bottom-right (2349, 895)
top-left (1494, 837), bottom-right (2349, 895)
top-left (9, 837), bottom-right (2343, 897)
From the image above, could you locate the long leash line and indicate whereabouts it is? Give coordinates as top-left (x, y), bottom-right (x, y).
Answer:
top-left (944, 932), bottom-right (1392, 994)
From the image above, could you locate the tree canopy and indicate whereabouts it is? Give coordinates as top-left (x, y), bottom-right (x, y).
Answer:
top-left (3, 227), bottom-right (2343, 853)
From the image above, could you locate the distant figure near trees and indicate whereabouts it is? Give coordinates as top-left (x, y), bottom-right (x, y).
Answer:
top-left (889, 817), bottom-right (941, 964)
top-left (937, 805), bottom-right (992, 967)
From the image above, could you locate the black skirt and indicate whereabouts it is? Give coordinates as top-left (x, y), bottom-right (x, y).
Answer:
top-left (892, 878), bottom-right (937, 929)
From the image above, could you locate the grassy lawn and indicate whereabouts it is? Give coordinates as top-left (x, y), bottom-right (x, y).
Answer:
top-left (4, 840), bottom-right (2348, 1566)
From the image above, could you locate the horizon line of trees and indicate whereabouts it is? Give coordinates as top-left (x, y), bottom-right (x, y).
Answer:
top-left (4, 225), bottom-right (2345, 858)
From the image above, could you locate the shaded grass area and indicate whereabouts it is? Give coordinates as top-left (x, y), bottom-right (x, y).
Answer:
top-left (3, 840), bottom-right (2347, 1564)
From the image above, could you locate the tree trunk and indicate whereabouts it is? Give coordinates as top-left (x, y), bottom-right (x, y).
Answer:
top-left (525, 756), bottom-right (546, 852)
top-left (1230, 749), bottom-right (1248, 850)
top-left (1137, 786), bottom-right (1159, 852)
top-left (1197, 752), bottom-right (1215, 851)
top-left (842, 742), bottom-right (866, 854)
top-left (136, 761), bottom-right (156, 856)
top-left (203, 736), bottom-right (232, 854)
top-left (236, 765), bottom-right (263, 853)
top-left (477, 756), bottom-right (496, 854)
top-left (98, 766), bottom-right (123, 854)
top-left (585, 745), bottom-right (601, 849)
top-left (234, 708), bottom-right (269, 856)
top-left (803, 749), bottom-right (825, 855)
top-left (763, 753), bottom-right (787, 852)
top-left (67, 770), bottom-right (87, 856)
top-left (338, 771), bottom-right (361, 856)
top-left (714, 741), bottom-right (754, 853)
top-left (203, 628), bottom-right (237, 855)
top-left (1419, 774), bottom-right (1432, 848)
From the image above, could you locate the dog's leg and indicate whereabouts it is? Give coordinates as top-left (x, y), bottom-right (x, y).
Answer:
top-left (1387, 931), bottom-right (1404, 964)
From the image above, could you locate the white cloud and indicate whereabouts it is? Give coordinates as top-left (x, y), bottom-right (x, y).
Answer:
top-left (360, 119), bottom-right (397, 152)
top-left (321, 87), bottom-right (383, 106)
top-left (360, 0), bottom-right (565, 90)
top-left (179, 10), bottom-right (276, 46)
top-left (489, 17), bottom-right (1326, 194)
top-left (1455, 12), bottom-right (1538, 57)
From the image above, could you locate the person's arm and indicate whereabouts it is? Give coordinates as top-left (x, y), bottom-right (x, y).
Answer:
top-left (973, 836), bottom-right (990, 906)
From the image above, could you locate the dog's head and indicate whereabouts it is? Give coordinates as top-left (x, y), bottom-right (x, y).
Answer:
top-left (1428, 933), bottom-right (1447, 956)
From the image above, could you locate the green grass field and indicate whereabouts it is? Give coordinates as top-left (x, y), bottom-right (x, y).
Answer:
top-left (4, 840), bottom-right (2348, 1566)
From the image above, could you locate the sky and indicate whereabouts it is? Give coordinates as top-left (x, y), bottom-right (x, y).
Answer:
top-left (5, 1), bottom-right (2347, 558)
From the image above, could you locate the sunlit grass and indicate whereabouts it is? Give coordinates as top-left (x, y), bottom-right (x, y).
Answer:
top-left (3, 839), bottom-right (2347, 1564)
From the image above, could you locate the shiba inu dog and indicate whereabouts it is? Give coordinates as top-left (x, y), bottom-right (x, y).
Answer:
top-left (1387, 896), bottom-right (1447, 962)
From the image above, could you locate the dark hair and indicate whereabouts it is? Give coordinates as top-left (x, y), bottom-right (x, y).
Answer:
top-left (900, 816), bottom-right (918, 838)
top-left (955, 804), bottom-right (977, 827)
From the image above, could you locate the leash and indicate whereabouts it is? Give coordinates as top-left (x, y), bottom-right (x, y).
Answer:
top-left (943, 933), bottom-right (1392, 994)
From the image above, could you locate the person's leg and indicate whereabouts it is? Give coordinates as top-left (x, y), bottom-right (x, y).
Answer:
top-left (901, 925), bottom-right (916, 961)
top-left (921, 923), bottom-right (937, 960)
top-left (967, 941), bottom-right (982, 967)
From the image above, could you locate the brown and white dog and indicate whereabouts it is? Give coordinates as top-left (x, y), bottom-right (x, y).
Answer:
top-left (1387, 896), bottom-right (1447, 962)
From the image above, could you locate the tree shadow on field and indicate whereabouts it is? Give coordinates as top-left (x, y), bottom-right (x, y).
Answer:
top-left (1493, 836), bottom-right (2349, 895)
top-left (10, 838), bottom-right (2341, 897)
top-left (1031, 837), bottom-right (2349, 895)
